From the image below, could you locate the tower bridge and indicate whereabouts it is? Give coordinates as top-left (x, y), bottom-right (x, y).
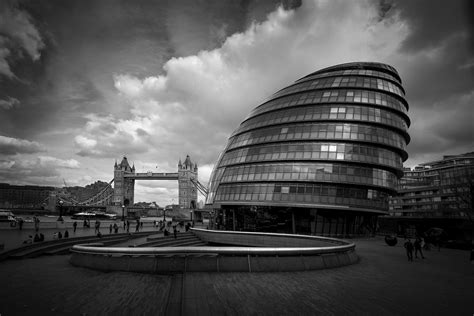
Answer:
top-left (47, 155), bottom-right (207, 218)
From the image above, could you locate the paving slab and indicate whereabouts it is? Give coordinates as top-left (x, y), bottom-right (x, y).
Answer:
top-left (0, 237), bottom-right (472, 315)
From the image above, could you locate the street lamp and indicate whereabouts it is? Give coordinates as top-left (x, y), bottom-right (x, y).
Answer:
top-left (122, 204), bottom-right (125, 221)
top-left (57, 200), bottom-right (64, 222)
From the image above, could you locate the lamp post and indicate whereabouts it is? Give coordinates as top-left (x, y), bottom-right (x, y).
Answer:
top-left (57, 200), bottom-right (64, 222)
top-left (122, 204), bottom-right (125, 221)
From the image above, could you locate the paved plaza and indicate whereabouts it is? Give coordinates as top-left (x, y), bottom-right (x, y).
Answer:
top-left (0, 236), bottom-right (472, 315)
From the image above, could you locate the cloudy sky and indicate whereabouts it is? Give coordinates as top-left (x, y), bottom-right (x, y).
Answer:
top-left (0, 0), bottom-right (473, 206)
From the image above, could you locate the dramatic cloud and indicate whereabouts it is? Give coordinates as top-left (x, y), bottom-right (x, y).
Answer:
top-left (0, 96), bottom-right (19, 109)
top-left (0, 155), bottom-right (80, 185)
top-left (0, 135), bottom-right (44, 155)
top-left (80, 0), bottom-right (409, 167)
top-left (0, 0), bottom-right (472, 205)
top-left (0, 0), bottom-right (45, 78)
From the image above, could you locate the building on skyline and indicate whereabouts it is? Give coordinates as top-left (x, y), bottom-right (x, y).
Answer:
top-left (0, 183), bottom-right (55, 210)
top-left (382, 152), bottom-right (474, 241)
top-left (206, 62), bottom-right (410, 236)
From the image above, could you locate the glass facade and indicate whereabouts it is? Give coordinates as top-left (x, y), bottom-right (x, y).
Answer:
top-left (207, 62), bottom-right (410, 237)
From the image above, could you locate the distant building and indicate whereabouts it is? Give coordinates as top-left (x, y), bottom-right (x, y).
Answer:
top-left (206, 62), bottom-right (410, 236)
top-left (384, 152), bottom-right (474, 240)
top-left (0, 183), bottom-right (55, 209)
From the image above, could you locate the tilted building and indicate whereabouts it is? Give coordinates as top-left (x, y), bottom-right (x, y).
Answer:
top-left (206, 62), bottom-right (410, 236)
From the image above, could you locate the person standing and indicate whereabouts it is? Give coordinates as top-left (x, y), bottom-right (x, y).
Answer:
top-left (414, 237), bottom-right (425, 259)
top-left (34, 216), bottom-right (40, 232)
top-left (109, 224), bottom-right (113, 234)
top-left (173, 226), bottom-right (177, 239)
top-left (404, 239), bottom-right (414, 262)
top-left (73, 221), bottom-right (77, 233)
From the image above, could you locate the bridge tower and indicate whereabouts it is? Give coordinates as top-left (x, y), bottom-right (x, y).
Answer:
top-left (178, 155), bottom-right (198, 209)
top-left (110, 156), bottom-right (135, 214)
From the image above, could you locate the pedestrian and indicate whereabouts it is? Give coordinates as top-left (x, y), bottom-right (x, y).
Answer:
top-left (18, 218), bottom-right (24, 230)
top-left (113, 223), bottom-right (119, 233)
top-left (73, 221), bottom-right (77, 233)
top-left (83, 219), bottom-right (87, 228)
top-left (58, 231), bottom-right (63, 239)
top-left (123, 221), bottom-right (126, 230)
top-left (135, 220), bottom-right (139, 232)
top-left (153, 220), bottom-right (157, 228)
top-left (95, 220), bottom-right (101, 234)
top-left (34, 216), bottom-right (40, 232)
top-left (414, 237), bottom-right (425, 259)
top-left (39, 233), bottom-right (44, 241)
top-left (34, 233), bottom-right (41, 242)
top-left (140, 221), bottom-right (143, 229)
top-left (64, 230), bottom-right (69, 238)
top-left (126, 220), bottom-right (130, 233)
top-left (404, 239), bottom-right (414, 262)
top-left (173, 225), bottom-right (177, 239)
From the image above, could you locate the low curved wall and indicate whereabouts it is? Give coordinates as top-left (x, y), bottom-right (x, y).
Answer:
top-left (70, 229), bottom-right (358, 273)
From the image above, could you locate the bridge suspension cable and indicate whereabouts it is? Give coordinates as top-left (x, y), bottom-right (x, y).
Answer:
top-left (190, 177), bottom-right (209, 197)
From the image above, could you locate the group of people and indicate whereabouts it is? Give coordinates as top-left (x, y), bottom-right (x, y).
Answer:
top-left (403, 237), bottom-right (426, 261)
top-left (23, 233), bottom-right (45, 244)
top-left (53, 230), bottom-right (69, 239)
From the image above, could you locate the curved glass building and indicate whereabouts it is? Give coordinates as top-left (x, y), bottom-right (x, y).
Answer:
top-left (206, 62), bottom-right (410, 236)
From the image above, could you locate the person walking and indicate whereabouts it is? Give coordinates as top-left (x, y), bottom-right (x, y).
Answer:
top-left (109, 223), bottom-right (113, 234)
top-left (173, 226), bottom-right (177, 239)
top-left (414, 237), bottom-right (425, 259)
top-left (126, 220), bottom-right (130, 233)
top-left (18, 218), bottom-right (24, 230)
top-left (113, 222), bottom-right (119, 233)
top-left (404, 239), bottom-right (414, 262)
top-left (135, 219), bottom-right (139, 232)
top-left (73, 221), bottom-right (77, 233)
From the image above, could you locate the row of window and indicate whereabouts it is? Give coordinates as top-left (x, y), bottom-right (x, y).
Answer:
top-left (312, 62), bottom-right (399, 79)
top-left (212, 183), bottom-right (389, 210)
top-left (236, 105), bottom-right (408, 136)
top-left (228, 123), bottom-right (407, 151)
top-left (272, 76), bottom-right (405, 101)
top-left (296, 68), bottom-right (401, 85)
top-left (219, 142), bottom-right (403, 169)
top-left (250, 89), bottom-right (408, 120)
top-left (218, 162), bottom-right (397, 189)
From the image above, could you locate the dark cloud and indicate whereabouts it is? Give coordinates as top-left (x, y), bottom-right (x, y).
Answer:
top-left (393, 0), bottom-right (473, 52)
top-left (0, 0), bottom-right (45, 78)
top-left (0, 135), bottom-right (44, 155)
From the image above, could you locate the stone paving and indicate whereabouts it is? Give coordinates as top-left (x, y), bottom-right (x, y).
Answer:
top-left (0, 237), bottom-right (472, 315)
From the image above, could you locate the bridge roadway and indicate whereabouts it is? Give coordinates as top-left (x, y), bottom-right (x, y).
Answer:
top-left (0, 236), bottom-right (472, 315)
top-left (124, 172), bottom-right (179, 180)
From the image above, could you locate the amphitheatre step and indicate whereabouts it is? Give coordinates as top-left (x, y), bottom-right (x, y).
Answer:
top-left (139, 240), bottom-right (208, 248)
top-left (147, 236), bottom-right (200, 243)
top-left (146, 231), bottom-right (194, 241)
top-left (4, 231), bottom-right (156, 260)
top-left (43, 236), bottom-right (132, 255)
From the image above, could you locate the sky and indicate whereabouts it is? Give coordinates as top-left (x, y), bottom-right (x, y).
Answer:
top-left (0, 0), bottom-right (473, 206)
